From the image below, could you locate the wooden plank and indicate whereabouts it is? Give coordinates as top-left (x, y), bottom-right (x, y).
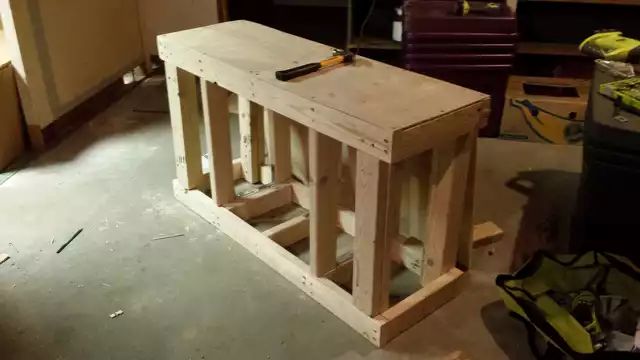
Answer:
top-left (263, 214), bottom-right (309, 247)
top-left (290, 122), bottom-right (309, 183)
top-left (309, 129), bottom-right (341, 276)
top-left (422, 133), bottom-right (473, 284)
top-left (391, 100), bottom-right (488, 163)
top-left (353, 151), bottom-right (401, 316)
top-left (238, 96), bottom-right (264, 183)
top-left (166, 65), bottom-right (203, 189)
top-left (472, 221), bottom-right (504, 249)
top-left (202, 80), bottom-right (235, 205)
top-left (229, 183), bottom-right (292, 220)
top-left (264, 109), bottom-right (292, 183)
top-left (377, 268), bottom-right (465, 346)
top-left (158, 21), bottom-right (489, 163)
top-left (172, 180), bottom-right (382, 345)
top-left (458, 132), bottom-right (477, 268)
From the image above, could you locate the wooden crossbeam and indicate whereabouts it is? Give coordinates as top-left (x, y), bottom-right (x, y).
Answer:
top-left (377, 268), bottom-right (465, 345)
top-left (263, 214), bottom-right (309, 247)
top-left (229, 184), bottom-right (292, 220)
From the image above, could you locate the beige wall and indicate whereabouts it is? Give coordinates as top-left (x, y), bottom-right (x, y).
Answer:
top-left (0, 0), bottom-right (143, 128)
top-left (137, 0), bottom-right (218, 58)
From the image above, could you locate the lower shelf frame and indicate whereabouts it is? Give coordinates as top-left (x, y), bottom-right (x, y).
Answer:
top-left (173, 179), bottom-right (467, 347)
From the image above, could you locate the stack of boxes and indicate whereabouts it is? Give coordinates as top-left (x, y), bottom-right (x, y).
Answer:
top-left (403, 0), bottom-right (517, 136)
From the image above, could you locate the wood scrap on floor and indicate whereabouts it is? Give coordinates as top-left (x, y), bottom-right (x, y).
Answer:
top-left (56, 228), bottom-right (84, 254)
top-left (152, 233), bottom-right (185, 241)
top-left (109, 310), bottom-right (124, 319)
top-left (472, 221), bottom-right (504, 249)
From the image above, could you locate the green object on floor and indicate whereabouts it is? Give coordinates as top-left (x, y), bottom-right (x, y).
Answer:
top-left (497, 251), bottom-right (640, 359)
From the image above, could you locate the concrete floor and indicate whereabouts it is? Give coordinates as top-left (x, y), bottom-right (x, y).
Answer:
top-left (0, 77), bottom-right (583, 360)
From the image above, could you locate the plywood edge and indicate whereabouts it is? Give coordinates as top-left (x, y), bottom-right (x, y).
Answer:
top-left (390, 99), bottom-right (490, 163)
top-left (172, 180), bottom-right (382, 345)
top-left (376, 268), bottom-right (466, 346)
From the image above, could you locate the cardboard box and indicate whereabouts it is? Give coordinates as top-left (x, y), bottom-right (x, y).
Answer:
top-left (500, 76), bottom-right (590, 145)
top-left (0, 52), bottom-right (24, 170)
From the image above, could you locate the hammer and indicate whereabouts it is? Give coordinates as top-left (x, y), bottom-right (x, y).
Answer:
top-left (275, 49), bottom-right (354, 82)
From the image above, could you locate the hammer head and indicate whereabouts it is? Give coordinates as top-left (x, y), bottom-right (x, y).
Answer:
top-left (332, 49), bottom-right (355, 63)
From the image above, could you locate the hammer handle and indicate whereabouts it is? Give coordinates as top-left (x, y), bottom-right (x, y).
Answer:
top-left (276, 62), bottom-right (321, 81)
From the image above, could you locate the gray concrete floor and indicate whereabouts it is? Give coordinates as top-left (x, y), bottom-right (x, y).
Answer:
top-left (0, 77), bottom-right (583, 359)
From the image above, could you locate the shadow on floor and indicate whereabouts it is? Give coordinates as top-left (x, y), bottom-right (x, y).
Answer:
top-left (20, 78), bottom-right (171, 172)
top-left (481, 300), bottom-right (535, 360)
top-left (505, 169), bottom-right (582, 271)
top-left (0, 309), bottom-right (52, 359)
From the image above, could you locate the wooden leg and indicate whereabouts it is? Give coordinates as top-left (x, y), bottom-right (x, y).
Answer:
top-left (202, 80), bottom-right (235, 206)
top-left (422, 133), bottom-right (473, 284)
top-left (309, 129), bottom-right (341, 276)
top-left (238, 97), bottom-right (264, 184)
top-left (353, 151), bottom-right (401, 316)
top-left (166, 65), bottom-right (202, 189)
top-left (264, 110), bottom-right (292, 183)
top-left (457, 131), bottom-right (477, 270)
top-left (290, 121), bottom-right (309, 184)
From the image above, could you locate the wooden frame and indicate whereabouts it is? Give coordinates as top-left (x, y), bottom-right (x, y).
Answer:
top-left (160, 21), bottom-right (490, 347)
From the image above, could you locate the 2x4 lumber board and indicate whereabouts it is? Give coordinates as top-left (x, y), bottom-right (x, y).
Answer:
top-left (230, 183), bottom-right (293, 220)
top-left (377, 268), bottom-right (465, 346)
top-left (400, 151), bottom-right (432, 239)
top-left (290, 122), bottom-right (310, 184)
top-left (238, 97), bottom-right (264, 183)
top-left (158, 21), bottom-right (489, 163)
top-left (353, 152), bottom-right (402, 316)
top-left (262, 214), bottom-right (310, 247)
top-left (172, 180), bottom-right (382, 344)
top-left (457, 132), bottom-right (478, 269)
top-left (391, 100), bottom-right (489, 163)
top-left (472, 221), bottom-right (504, 249)
top-left (422, 134), bottom-right (472, 284)
top-left (309, 130), bottom-right (342, 276)
top-left (166, 65), bottom-right (203, 189)
top-left (264, 109), bottom-right (292, 183)
top-left (202, 80), bottom-right (235, 205)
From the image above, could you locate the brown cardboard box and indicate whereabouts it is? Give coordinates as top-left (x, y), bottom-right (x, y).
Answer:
top-left (500, 76), bottom-right (590, 145)
top-left (0, 57), bottom-right (24, 170)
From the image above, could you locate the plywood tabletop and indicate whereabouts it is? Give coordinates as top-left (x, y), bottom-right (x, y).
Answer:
top-left (159, 21), bottom-right (488, 133)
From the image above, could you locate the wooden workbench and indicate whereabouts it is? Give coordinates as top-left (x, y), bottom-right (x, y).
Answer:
top-left (159, 20), bottom-right (490, 347)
